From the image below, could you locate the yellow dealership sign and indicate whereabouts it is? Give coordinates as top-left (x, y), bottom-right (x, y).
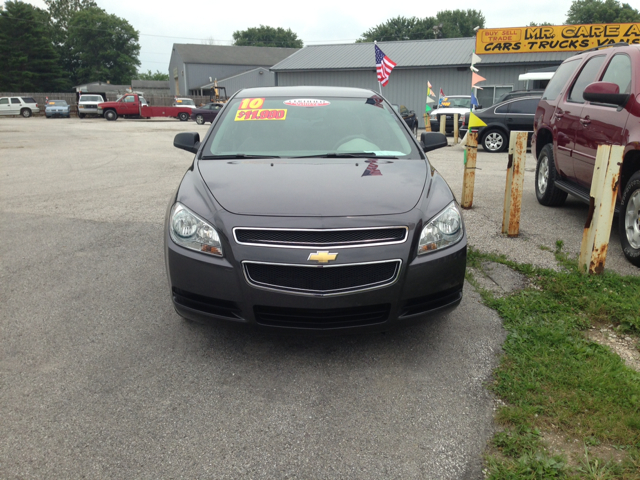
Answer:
top-left (475, 23), bottom-right (640, 54)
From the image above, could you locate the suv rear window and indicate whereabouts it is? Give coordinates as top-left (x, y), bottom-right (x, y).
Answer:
top-left (542, 59), bottom-right (581, 101)
top-left (22, 97), bottom-right (36, 104)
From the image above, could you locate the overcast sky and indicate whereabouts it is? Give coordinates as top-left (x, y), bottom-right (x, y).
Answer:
top-left (21, 0), bottom-right (571, 73)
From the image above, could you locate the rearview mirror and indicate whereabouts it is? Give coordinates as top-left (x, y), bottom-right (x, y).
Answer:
top-left (420, 132), bottom-right (448, 152)
top-left (174, 132), bottom-right (201, 154)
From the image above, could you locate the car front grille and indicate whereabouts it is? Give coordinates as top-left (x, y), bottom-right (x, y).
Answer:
top-left (243, 260), bottom-right (401, 295)
top-left (234, 227), bottom-right (407, 248)
top-left (254, 304), bottom-right (390, 329)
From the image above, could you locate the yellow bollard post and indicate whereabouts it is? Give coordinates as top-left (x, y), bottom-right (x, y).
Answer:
top-left (578, 144), bottom-right (624, 274)
top-left (439, 115), bottom-right (446, 135)
top-left (423, 113), bottom-right (431, 132)
top-left (461, 131), bottom-right (478, 209)
top-left (453, 114), bottom-right (459, 144)
top-left (502, 131), bottom-right (528, 237)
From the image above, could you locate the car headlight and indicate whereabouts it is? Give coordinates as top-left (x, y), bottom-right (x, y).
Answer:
top-left (418, 202), bottom-right (464, 254)
top-left (169, 202), bottom-right (223, 256)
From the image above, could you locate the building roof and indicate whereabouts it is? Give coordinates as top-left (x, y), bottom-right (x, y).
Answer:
top-left (172, 44), bottom-right (300, 66)
top-left (199, 67), bottom-right (271, 89)
top-left (131, 79), bottom-right (170, 89)
top-left (271, 38), bottom-right (575, 71)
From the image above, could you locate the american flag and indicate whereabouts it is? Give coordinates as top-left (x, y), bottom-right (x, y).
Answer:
top-left (362, 159), bottom-right (382, 176)
top-left (375, 44), bottom-right (397, 87)
top-left (365, 94), bottom-right (384, 108)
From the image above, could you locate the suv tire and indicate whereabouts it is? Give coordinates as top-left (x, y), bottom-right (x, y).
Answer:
top-left (482, 129), bottom-right (507, 152)
top-left (21, 108), bottom-right (32, 118)
top-left (535, 144), bottom-right (567, 206)
top-left (619, 171), bottom-right (640, 267)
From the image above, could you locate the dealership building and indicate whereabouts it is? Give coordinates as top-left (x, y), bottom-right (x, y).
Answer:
top-left (270, 37), bottom-right (574, 128)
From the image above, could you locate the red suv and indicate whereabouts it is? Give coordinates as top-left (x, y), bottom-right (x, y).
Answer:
top-left (532, 43), bottom-right (640, 267)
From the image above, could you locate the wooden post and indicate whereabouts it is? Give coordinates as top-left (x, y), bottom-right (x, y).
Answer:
top-left (453, 114), bottom-right (459, 144)
top-left (578, 145), bottom-right (624, 274)
top-left (502, 132), bottom-right (528, 237)
top-left (439, 114), bottom-right (446, 135)
top-left (423, 113), bottom-right (431, 132)
top-left (461, 131), bottom-right (478, 209)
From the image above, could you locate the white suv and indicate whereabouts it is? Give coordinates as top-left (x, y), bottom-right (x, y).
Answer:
top-left (78, 94), bottom-right (105, 118)
top-left (0, 97), bottom-right (40, 117)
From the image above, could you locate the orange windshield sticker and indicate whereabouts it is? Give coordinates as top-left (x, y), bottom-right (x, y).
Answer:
top-left (238, 98), bottom-right (265, 110)
top-left (234, 109), bottom-right (287, 121)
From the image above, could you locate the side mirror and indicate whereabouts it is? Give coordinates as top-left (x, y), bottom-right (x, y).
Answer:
top-left (174, 132), bottom-right (200, 154)
top-left (420, 132), bottom-right (448, 152)
top-left (583, 81), bottom-right (630, 107)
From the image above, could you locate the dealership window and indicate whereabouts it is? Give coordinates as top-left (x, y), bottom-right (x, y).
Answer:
top-left (476, 86), bottom-right (513, 108)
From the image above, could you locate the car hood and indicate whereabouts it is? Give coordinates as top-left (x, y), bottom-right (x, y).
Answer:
top-left (198, 158), bottom-right (428, 216)
top-left (430, 108), bottom-right (470, 117)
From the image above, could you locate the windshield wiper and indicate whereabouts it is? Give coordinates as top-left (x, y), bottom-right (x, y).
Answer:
top-left (291, 152), bottom-right (399, 159)
top-left (201, 153), bottom-right (281, 159)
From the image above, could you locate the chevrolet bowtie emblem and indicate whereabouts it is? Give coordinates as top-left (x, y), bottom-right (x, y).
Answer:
top-left (308, 251), bottom-right (338, 263)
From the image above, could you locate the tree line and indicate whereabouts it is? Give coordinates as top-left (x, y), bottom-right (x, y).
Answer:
top-left (0, 0), bottom-right (638, 93)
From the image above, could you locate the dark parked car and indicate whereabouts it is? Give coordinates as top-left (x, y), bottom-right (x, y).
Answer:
top-left (461, 94), bottom-right (542, 152)
top-left (166, 86), bottom-right (467, 333)
top-left (532, 43), bottom-right (640, 267)
top-left (45, 100), bottom-right (71, 118)
top-left (495, 90), bottom-right (544, 104)
top-left (191, 102), bottom-right (224, 124)
top-left (392, 104), bottom-right (418, 136)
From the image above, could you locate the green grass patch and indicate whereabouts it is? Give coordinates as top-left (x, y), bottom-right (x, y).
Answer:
top-left (469, 248), bottom-right (640, 478)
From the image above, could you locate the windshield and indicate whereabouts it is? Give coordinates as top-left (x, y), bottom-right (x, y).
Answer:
top-left (177, 99), bottom-right (195, 106)
top-left (204, 95), bottom-right (420, 159)
top-left (438, 97), bottom-right (471, 109)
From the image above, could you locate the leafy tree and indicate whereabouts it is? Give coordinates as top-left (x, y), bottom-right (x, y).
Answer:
top-left (135, 70), bottom-right (170, 81)
top-left (358, 10), bottom-right (485, 42)
top-left (66, 7), bottom-right (140, 85)
top-left (566, 0), bottom-right (640, 23)
top-left (44, 0), bottom-right (97, 45)
top-left (529, 22), bottom-right (554, 26)
top-left (0, 1), bottom-right (66, 91)
top-left (232, 25), bottom-right (303, 48)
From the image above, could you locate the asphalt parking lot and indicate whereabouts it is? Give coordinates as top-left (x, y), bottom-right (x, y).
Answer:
top-left (0, 117), bottom-right (636, 479)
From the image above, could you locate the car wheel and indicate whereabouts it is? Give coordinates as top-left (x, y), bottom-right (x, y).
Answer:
top-left (178, 112), bottom-right (189, 121)
top-left (481, 129), bottom-right (507, 152)
top-left (104, 110), bottom-right (117, 121)
top-left (196, 114), bottom-right (205, 125)
top-left (79, 113), bottom-right (85, 119)
top-left (21, 108), bottom-right (32, 118)
top-left (619, 171), bottom-right (640, 267)
top-left (535, 144), bottom-right (567, 206)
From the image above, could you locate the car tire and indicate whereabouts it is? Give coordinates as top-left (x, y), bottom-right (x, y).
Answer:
top-left (178, 112), bottom-right (189, 121)
top-left (21, 108), bottom-right (32, 118)
top-left (481, 129), bottom-right (507, 152)
top-left (104, 110), bottom-right (117, 121)
top-left (196, 114), bottom-right (205, 125)
top-left (79, 113), bottom-right (85, 119)
top-left (619, 171), bottom-right (640, 267)
top-left (535, 144), bottom-right (567, 206)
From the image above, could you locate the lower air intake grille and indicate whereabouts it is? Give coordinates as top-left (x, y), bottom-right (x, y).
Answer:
top-left (172, 288), bottom-right (242, 319)
top-left (254, 304), bottom-right (390, 329)
top-left (243, 260), bottom-right (401, 295)
top-left (400, 287), bottom-right (463, 317)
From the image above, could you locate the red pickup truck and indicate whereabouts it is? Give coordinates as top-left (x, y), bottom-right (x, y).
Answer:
top-left (97, 94), bottom-right (193, 121)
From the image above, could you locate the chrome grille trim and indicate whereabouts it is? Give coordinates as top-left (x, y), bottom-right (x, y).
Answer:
top-left (233, 226), bottom-right (409, 249)
top-left (242, 259), bottom-right (403, 296)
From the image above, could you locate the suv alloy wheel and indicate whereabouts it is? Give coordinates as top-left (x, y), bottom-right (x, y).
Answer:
top-left (619, 171), bottom-right (640, 267)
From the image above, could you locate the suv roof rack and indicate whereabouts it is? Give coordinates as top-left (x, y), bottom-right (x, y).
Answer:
top-left (575, 42), bottom-right (629, 55)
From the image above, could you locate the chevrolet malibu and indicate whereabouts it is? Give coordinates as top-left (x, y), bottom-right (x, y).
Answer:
top-left (165, 86), bottom-right (466, 333)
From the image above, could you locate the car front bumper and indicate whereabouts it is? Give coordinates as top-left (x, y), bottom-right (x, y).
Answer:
top-left (165, 211), bottom-right (467, 334)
